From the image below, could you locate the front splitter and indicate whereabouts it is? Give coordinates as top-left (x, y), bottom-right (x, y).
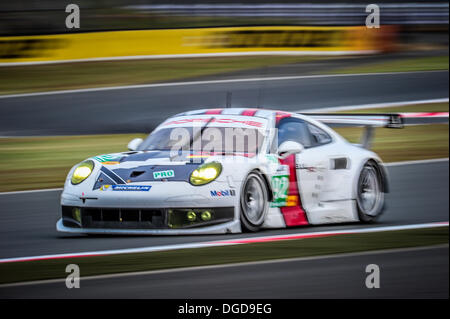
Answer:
top-left (56, 219), bottom-right (241, 235)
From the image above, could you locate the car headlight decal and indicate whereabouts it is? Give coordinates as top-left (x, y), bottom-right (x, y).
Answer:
top-left (189, 162), bottom-right (222, 186)
top-left (71, 160), bottom-right (94, 185)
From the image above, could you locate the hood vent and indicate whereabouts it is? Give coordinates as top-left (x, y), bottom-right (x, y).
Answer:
top-left (129, 170), bottom-right (145, 178)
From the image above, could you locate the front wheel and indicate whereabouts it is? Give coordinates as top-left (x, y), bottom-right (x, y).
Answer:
top-left (356, 161), bottom-right (385, 223)
top-left (240, 172), bottom-right (269, 232)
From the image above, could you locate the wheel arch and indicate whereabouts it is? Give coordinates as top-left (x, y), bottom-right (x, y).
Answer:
top-left (353, 157), bottom-right (389, 198)
top-left (239, 169), bottom-right (271, 232)
top-left (251, 169), bottom-right (274, 202)
top-left (372, 158), bottom-right (389, 193)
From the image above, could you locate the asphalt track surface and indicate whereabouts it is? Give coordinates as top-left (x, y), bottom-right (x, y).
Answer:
top-left (1, 245), bottom-right (447, 298)
top-left (0, 70), bottom-right (448, 298)
top-left (0, 70), bottom-right (448, 136)
top-left (0, 161), bottom-right (448, 260)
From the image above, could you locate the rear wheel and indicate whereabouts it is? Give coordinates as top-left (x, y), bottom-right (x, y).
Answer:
top-left (356, 161), bottom-right (385, 223)
top-left (240, 172), bottom-right (269, 232)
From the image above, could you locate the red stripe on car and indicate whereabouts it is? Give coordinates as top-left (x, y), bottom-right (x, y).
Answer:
top-left (279, 154), bottom-right (309, 226)
top-left (275, 111), bottom-right (291, 124)
top-left (204, 109), bottom-right (223, 114)
top-left (241, 109), bottom-right (258, 116)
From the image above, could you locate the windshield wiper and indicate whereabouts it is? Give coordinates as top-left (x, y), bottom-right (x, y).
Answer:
top-left (188, 117), bottom-right (215, 152)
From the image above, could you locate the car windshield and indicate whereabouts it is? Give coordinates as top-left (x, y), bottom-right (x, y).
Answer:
top-left (138, 126), bottom-right (265, 154)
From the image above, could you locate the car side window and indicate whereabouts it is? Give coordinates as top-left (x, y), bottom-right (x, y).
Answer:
top-left (277, 118), bottom-right (311, 148)
top-left (307, 123), bottom-right (332, 146)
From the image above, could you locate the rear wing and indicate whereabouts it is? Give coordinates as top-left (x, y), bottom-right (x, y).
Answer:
top-left (300, 113), bottom-right (404, 129)
top-left (300, 113), bottom-right (404, 149)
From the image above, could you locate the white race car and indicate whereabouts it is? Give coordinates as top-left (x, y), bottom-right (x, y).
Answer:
top-left (56, 108), bottom-right (402, 235)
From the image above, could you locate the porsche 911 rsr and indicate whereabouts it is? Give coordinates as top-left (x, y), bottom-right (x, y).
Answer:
top-left (57, 108), bottom-right (402, 235)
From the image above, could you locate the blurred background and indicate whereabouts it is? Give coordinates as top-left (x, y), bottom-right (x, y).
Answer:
top-left (0, 0), bottom-right (448, 191)
top-left (0, 1), bottom-right (448, 63)
top-left (1, 0), bottom-right (448, 37)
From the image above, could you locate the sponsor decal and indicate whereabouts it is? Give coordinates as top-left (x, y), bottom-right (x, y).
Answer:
top-left (265, 154), bottom-right (279, 165)
top-left (210, 189), bottom-right (236, 197)
top-left (205, 30), bottom-right (345, 49)
top-left (296, 163), bottom-right (316, 172)
top-left (286, 195), bottom-right (299, 207)
top-left (266, 156), bottom-right (290, 207)
top-left (0, 38), bottom-right (65, 59)
top-left (266, 154), bottom-right (289, 207)
top-left (111, 185), bottom-right (151, 191)
top-left (93, 154), bottom-right (122, 163)
top-left (187, 154), bottom-right (211, 159)
top-left (99, 185), bottom-right (111, 191)
top-left (153, 170), bottom-right (175, 179)
top-left (270, 175), bottom-right (289, 207)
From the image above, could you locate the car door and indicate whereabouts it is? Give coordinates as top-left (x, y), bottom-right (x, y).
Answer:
top-left (294, 122), bottom-right (333, 215)
top-left (277, 117), bottom-right (336, 221)
top-left (299, 120), bottom-right (356, 224)
top-left (277, 117), bottom-right (326, 214)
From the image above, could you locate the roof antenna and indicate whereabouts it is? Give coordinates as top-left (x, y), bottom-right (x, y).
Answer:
top-left (226, 91), bottom-right (232, 108)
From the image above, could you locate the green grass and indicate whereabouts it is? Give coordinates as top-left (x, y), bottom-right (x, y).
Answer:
top-left (1, 54), bottom-right (447, 95)
top-left (0, 227), bottom-right (447, 285)
top-left (0, 56), bottom-right (315, 95)
top-left (0, 123), bottom-right (448, 192)
top-left (328, 55), bottom-right (449, 74)
top-left (332, 101), bottom-right (449, 163)
top-left (0, 134), bottom-right (145, 192)
top-left (335, 124), bottom-right (449, 163)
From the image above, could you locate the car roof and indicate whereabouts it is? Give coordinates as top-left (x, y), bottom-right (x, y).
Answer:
top-left (170, 108), bottom-right (337, 134)
top-left (173, 108), bottom-right (294, 120)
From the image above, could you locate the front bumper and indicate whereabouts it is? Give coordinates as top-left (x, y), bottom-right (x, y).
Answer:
top-left (59, 179), bottom-right (242, 234)
top-left (56, 218), bottom-right (241, 235)
top-left (59, 205), bottom-right (236, 232)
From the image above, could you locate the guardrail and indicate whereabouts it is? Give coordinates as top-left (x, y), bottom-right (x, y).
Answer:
top-left (125, 3), bottom-right (449, 25)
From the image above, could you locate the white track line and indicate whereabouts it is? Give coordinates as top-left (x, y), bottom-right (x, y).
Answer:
top-left (1, 243), bottom-right (447, 288)
top-left (0, 157), bottom-right (447, 196)
top-left (384, 158), bottom-right (449, 167)
top-left (0, 221), bottom-right (447, 264)
top-left (0, 50), bottom-right (375, 67)
top-left (0, 70), bottom-right (446, 99)
top-left (299, 98), bottom-right (449, 113)
top-left (0, 188), bottom-right (63, 196)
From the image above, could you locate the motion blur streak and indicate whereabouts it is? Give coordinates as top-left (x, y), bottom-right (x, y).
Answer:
top-left (0, 0), bottom-right (448, 300)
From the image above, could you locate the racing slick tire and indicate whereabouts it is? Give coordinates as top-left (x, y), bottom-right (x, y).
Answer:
top-left (240, 171), bottom-right (269, 232)
top-left (356, 161), bottom-right (385, 223)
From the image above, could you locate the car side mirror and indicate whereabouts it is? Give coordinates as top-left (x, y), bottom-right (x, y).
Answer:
top-left (127, 138), bottom-right (143, 151)
top-left (277, 141), bottom-right (304, 159)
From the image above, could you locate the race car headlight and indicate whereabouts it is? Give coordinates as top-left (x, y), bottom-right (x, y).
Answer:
top-left (71, 160), bottom-right (94, 185)
top-left (190, 162), bottom-right (222, 186)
